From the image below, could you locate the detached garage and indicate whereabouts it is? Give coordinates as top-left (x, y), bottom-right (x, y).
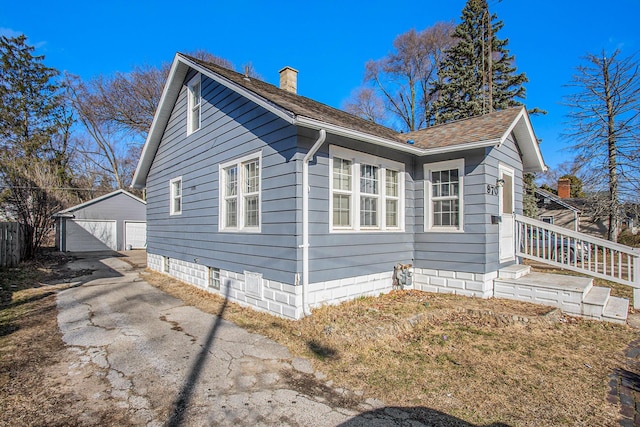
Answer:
top-left (54, 190), bottom-right (146, 252)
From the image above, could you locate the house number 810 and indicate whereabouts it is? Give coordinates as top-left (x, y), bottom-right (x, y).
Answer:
top-left (487, 184), bottom-right (499, 196)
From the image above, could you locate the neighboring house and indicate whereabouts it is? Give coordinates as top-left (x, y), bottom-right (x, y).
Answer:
top-left (534, 188), bottom-right (581, 231)
top-left (535, 179), bottom-right (612, 239)
top-left (53, 189), bottom-right (146, 252)
top-left (132, 53), bottom-right (545, 320)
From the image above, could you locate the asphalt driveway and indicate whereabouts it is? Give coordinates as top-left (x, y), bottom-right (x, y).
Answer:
top-left (55, 252), bottom-right (399, 426)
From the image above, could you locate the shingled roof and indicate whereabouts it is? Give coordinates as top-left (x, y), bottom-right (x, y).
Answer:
top-left (183, 54), bottom-right (405, 144)
top-left (132, 53), bottom-right (545, 188)
top-left (405, 108), bottom-right (524, 150)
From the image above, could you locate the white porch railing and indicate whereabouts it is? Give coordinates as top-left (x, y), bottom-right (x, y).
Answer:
top-left (515, 214), bottom-right (640, 289)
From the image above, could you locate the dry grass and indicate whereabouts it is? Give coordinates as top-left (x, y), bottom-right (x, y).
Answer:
top-left (0, 254), bottom-right (133, 426)
top-left (144, 271), bottom-right (639, 426)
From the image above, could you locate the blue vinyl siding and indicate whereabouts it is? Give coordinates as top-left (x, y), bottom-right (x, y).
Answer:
top-left (144, 66), bottom-right (528, 286)
top-left (303, 133), bottom-right (416, 283)
top-left (146, 72), bottom-right (299, 283)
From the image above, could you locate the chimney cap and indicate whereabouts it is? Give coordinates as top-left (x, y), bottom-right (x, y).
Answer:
top-left (279, 66), bottom-right (298, 94)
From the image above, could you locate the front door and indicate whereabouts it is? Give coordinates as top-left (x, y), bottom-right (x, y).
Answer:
top-left (499, 165), bottom-right (515, 262)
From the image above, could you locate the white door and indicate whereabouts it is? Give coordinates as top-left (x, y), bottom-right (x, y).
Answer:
top-left (499, 166), bottom-right (515, 261)
top-left (125, 222), bottom-right (146, 249)
top-left (66, 220), bottom-right (117, 251)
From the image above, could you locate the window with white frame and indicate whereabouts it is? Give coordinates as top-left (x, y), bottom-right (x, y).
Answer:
top-left (187, 75), bottom-right (201, 134)
top-left (540, 215), bottom-right (554, 224)
top-left (424, 159), bottom-right (464, 231)
top-left (219, 153), bottom-right (261, 231)
top-left (170, 177), bottom-right (182, 215)
top-left (330, 146), bottom-right (404, 232)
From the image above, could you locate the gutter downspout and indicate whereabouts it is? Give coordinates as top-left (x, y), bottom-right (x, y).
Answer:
top-left (301, 129), bottom-right (326, 317)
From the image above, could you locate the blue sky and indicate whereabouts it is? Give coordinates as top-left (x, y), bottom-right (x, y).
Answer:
top-left (2, 0), bottom-right (639, 171)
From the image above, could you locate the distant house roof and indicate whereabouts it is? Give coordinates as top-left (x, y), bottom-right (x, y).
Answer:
top-left (132, 53), bottom-right (546, 188)
top-left (53, 189), bottom-right (146, 218)
top-left (535, 188), bottom-right (581, 213)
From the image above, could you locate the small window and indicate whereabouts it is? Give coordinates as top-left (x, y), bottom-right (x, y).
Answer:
top-left (540, 216), bottom-right (554, 224)
top-left (170, 177), bottom-right (182, 215)
top-left (163, 256), bottom-right (170, 273)
top-left (187, 75), bottom-right (201, 134)
top-left (208, 267), bottom-right (220, 290)
top-left (219, 152), bottom-right (262, 232)
top-left (424, 159), bottom-right (464, 231)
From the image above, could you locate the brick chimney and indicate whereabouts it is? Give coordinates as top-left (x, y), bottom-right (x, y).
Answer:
top-left (558, 178), bottom-right (571, 198)
top-left (279, 66), bottom-right (298, 94)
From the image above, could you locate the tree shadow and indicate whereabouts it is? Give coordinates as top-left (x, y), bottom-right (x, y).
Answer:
top-left (614, 367), bottom-right (640, 393)
top-left (166, 282), bottom-right (231, 427)
top-left (338, 406), bottom-right (510, 427)
top-left (307, 339), bottom-right (339, 360)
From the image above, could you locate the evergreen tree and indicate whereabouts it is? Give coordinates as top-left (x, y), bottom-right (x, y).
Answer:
top-left (433, 0), bottom-right (528, 124)
top-left (0, 35), bottom-right (73, 257)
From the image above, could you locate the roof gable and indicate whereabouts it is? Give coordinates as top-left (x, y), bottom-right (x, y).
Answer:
top-left (132, 54), bottom-right (546, 188)
top-left (54, 189), bottom-right (146, 216)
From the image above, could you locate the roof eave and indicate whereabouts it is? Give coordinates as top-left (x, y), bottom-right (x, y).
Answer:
top-left (505, 107), bottom-right (547, 173)
top-left (295, 116), bottom-right (425, 155)
top-left (132, 54), bottom-right (297, 189)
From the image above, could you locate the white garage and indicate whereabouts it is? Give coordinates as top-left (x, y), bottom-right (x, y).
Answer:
top-left (54, 190), bottom-right (146, 252)
top-left (125, 221), bottom-right (147, 249)
top-left (66, 220), bottom-right (117, 252)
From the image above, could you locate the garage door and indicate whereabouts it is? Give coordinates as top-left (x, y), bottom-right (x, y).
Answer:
top-left (66, 220), bottom-right (117, 252)
top-left (125, 222), bottom-right (146, 249)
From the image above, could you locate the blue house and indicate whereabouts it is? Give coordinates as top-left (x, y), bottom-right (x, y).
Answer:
top-left (132, 53), bottom-right (545, 319)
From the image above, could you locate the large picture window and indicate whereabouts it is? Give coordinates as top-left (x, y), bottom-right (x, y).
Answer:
top-left (187, 75), bottom-right (201, 134)
top-left (330, 146), bottom-right (404, 232)
top-left (219, 153), bottom-right (261, 232)
top-left (424, 159), bottom-right (464, 231)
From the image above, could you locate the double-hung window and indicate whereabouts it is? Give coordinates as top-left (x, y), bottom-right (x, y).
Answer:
top-left (187, 75), bottom-right (201, 134)
top-left (170, 177), bottom-right (182, 215)
top-left (424, 159), bottom-right (464, 231)
top-left (330, 146), bottom-right (404, 232)
top-left (220, 153), bottom-right (261, 232)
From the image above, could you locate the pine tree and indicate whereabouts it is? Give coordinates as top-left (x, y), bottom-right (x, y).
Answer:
top-left (0, 35), bottom-right (73, 257)
top-left (433, 0), bottom-right (528, 124)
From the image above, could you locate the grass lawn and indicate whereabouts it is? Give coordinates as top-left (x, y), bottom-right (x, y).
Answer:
top-left (1, 252), bottom-right (638, 426)
top-left (145, 270), bottom-right (639, 426)
top-left (0, 253), bottom-right (132, 426)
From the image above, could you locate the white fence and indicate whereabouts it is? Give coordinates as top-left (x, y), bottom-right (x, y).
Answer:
top-left (515, 214), bottom-right (640, 288)
top-left (0, 222), bottom-right (24, 268)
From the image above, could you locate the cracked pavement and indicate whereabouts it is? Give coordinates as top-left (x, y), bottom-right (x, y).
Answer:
top-left (55, 254), bottom-right (415, 426)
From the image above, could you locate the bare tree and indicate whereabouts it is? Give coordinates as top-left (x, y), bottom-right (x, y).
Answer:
top-left (346, 23), bottom-right (455, 132)
top-left (344, 87), bottom-right (386, 123)
top-left (564, 50), bottom-right (640, 241)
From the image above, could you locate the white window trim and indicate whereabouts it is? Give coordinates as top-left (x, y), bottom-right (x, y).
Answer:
top-left (187, 74), bottom-right (201, 135)
top-left (219, 151), bottom-right (262, 233)
top-left (170, 176), bottom-right (182, 216)
top-left (329, 145), bottom-right (405, 233)
top-left (424, 159), bottom-right (464, 232)
top-left (540, 215), bottom-right (554, 224)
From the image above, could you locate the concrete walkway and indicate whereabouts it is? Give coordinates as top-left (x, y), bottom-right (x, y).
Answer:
top-left (56, 253), bottom-right (458, 426)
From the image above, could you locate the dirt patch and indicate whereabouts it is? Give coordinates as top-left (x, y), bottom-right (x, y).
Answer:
top-left (144, 271), bottom-right (638, 426)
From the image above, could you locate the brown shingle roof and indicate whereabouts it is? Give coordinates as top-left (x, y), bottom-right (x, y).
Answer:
top-left (183, 54), bottom-right (405, 144)
top-left (404, 107), bottom-right (523, 149)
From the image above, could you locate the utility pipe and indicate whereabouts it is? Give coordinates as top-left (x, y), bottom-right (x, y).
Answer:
top-left (301, 129), bottom-right (326, 316)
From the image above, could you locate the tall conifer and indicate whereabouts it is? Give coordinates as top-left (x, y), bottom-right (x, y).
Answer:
top-left (433, 0), bottom-right (528, 124)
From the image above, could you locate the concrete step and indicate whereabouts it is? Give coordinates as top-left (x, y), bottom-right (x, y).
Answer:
top-left (582, 286), bottom-right (611, 319)
top-left (494, 272), bottom-right (593, 316)
top-left (498, 264), bottom-right (531, 280)
top-left (602, 297), bottom-right (629, 324)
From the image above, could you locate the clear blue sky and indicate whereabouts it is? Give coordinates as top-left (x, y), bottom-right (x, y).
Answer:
top-left (2, 0), bottom-right (638, 171)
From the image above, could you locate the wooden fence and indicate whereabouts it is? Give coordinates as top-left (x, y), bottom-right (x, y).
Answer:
top-left (0, 222), bottom-right (25, 268)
